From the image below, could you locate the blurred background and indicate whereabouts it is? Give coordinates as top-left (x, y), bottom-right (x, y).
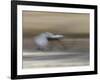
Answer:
top-left (22, 11), bottom-right (89, 37)
top-left (22, 11), bottom-right (90, 68)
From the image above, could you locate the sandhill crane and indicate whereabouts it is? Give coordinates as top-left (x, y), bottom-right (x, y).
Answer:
top-left (33, 32), bottom-right (64, 50)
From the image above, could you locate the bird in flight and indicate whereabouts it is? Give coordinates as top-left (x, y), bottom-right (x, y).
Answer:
top-left (33, 32), bottom-right (64, 51)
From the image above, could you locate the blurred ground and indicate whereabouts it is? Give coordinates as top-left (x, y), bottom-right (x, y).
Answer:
top-left (23, 37), bottom-right (89, 68)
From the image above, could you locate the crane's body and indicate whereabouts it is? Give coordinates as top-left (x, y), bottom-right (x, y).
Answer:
top-left (33, 32), bottom-right (64, 50)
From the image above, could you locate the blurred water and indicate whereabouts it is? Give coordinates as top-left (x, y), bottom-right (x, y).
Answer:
top-left (23, 37), bottom-right (89, 68)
